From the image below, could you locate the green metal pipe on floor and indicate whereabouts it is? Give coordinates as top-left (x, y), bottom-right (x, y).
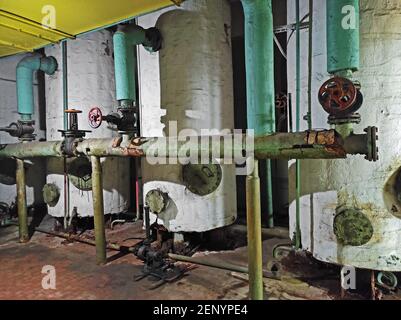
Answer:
top-left (326, 0), bottom-right (360, 75)
top-left (91, 156), bottom-right (107, 265)
top-left (0, 130), bottom-right (366, 160)
top-left (241, 0), bottom-right (275, 229)
top-left (246, 159), bottom-right (264, 300)
top-left (16, 158), bottom-right (29, 243)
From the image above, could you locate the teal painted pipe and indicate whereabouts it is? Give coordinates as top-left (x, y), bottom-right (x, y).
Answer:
top-left (327, 0), bottom-right (360, 74)
top-left (242, 0), bottom-right (275, 135)
top-left (17, 54), bottom-right (57, 121)
top-left (242, 0), bottom-right (275, 229)
top-left (241, 0), bottom-right (275, 300)
top-left (113, 24), bottom-right (158, 104)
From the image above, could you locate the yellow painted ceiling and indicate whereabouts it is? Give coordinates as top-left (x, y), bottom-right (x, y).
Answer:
top-left (0, 0), bottom-right (183, 57)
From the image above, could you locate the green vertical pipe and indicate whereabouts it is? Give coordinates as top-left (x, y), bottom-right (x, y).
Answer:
top-left (307, 0), bottom-right (313, 131)
top-left (246, 159), bottom-right (264, 300)
top-left (62, 41), bottom-right (68, 130)
top-left (17, 54), bottom-right (58, 121)
top-left (326, 0), bottom-right (360, 74)
top-left (113, 31), bottom-right (137, 103)
top-left (295, 0), bottom-right (302, 250)
top-left (91, 156), bottom-right (107, 265)
top-left (16, 159), bottom-right (29, 243)
top-left (241, 0), bottom-right (275, 228)
top-left (241, 0), bottom-right (275, 134)
top-left (113, 24), bottom-right (154, 104)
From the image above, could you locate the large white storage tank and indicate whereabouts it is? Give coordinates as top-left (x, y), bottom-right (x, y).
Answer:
top-left (44, 30), bottom-right (130, 218)
top-left (138, 0), bottom-right (237, 232)
top-left (288, 0), bottom-right (401, 271)
top-left (0, 54), bottom-right (46, 210)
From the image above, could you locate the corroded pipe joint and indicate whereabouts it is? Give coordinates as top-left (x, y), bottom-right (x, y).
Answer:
top-left (342, 126), bottom-right (378, 161)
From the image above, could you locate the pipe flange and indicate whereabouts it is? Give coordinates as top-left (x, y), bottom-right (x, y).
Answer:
top-left (365, 126), bottom-right (379, 162)
top-left (144, 27), bottom-right (162, 52)
top-left (328, 113), bottom-right (361, 125)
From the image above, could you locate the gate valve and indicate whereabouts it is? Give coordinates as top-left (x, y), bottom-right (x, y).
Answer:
top-left (59, 109), bottom-right (91, 139)
top-left (318, 77), bottom-right (363, 117)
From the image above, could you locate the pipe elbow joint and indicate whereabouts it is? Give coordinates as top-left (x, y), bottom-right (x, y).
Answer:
top-left (115, 24), bottom-right (162, 52)
top-left (17, 54), bottom-right (58, 75)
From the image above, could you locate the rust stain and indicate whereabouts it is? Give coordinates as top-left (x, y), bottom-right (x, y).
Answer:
top-left (305, 130), bottom-right (337, 145)
top-left (325, 146), bottom-right (347, 157)
top-left (122, 147), bottom-right (144, 157)
top-left (112, 137), bottom-right (123, 148)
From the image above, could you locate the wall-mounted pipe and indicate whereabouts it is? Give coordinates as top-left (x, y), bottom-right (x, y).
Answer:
top-left (113, 24), bottom-right (161, 107)
top-left (17, 54), bottom-right (57, 122)
top-left (326, 0), bottom-right (360, 75)
top-left (295, 0), bottom-right (302, 250)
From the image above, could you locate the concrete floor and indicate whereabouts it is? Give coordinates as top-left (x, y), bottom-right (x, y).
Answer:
top-left (0, 219), bottom-right (397, 300)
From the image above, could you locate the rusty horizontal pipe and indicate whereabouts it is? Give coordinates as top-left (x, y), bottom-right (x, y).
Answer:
top-left (0, 130), bottom-right (361, 160)
top-left (168, 253), bottom-right (279, 280)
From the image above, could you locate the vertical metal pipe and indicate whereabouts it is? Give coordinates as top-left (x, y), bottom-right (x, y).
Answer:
top-left (16, 158), bottom-right (29, 243)
top-left (144, 206), bottom-right (150, 240)
top-left (62, 41), bottom-right (70, 230)
top-left (62, 40), bottom-right (68, 130)
top-left (246, 159), bottom-right (264, 300)
top-left (241, 0), bottom-right (276, 228)
top-left (307, 0), bottom-right (313, 131)
top-left (295, 0), bottom-right (302, 249)
top-left (91, 156), bottom-right (107, 265)
top-left (326, 0), bottom-right (360, 75)
top-left (266, 159), bottom-right (274, 228)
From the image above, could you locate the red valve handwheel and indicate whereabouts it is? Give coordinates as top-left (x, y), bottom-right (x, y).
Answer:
top-left (318, 77), bottom-right (359, 116)
top-left (88, 107), bottom-right (103, 129)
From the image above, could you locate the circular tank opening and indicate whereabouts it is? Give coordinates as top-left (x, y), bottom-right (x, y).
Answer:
top-left (333, 208), bottom-right (373, 246)
top-left (68, 157), bottom-right (92, 191)
top-left (383, 167), bottom-right (401, 219)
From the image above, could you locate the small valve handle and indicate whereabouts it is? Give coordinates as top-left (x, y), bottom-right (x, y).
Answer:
top-left (65, 109), bottom-right (82, 114)
top-left (88, 107), bottom-right (103, 129)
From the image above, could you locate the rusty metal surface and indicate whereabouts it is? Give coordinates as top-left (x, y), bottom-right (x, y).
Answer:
top-left (0, 130), bottom-right (361, 160)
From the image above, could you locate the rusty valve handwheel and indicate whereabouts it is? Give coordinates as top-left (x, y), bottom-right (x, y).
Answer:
top-left (318, 77), bottom-right (361, 116)
top-left (88, 107), bottom-right (103, 129)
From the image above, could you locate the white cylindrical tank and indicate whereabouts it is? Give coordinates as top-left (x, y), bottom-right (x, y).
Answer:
top-left (0, 54), bottom-right (46, 209)
top-left (45, 30), bottom-right (130, 218)
top-left (288, 0), bottom-right (401, 271)
top-left (138, 0), bottom-right (237, 233)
